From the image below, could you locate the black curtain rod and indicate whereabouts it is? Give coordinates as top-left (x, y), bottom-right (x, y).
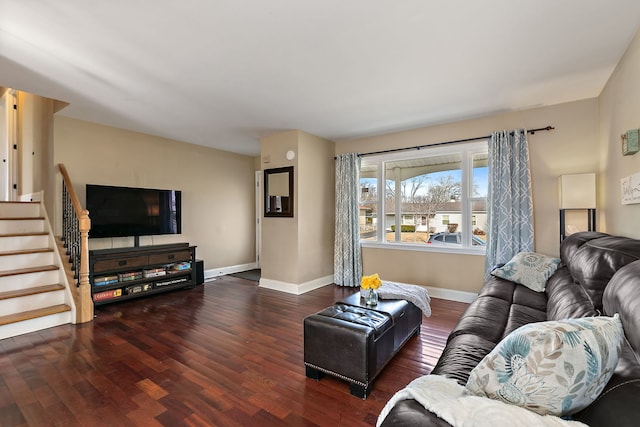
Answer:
top-left (352, 125), bottom-right (555, 158)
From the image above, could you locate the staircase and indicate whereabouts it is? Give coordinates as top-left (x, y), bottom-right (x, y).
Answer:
top-left (0, 200), bottom-right (74, 340)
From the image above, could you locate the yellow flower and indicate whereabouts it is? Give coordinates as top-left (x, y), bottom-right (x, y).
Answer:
top-left (361, 273), bottom-right (382, 290)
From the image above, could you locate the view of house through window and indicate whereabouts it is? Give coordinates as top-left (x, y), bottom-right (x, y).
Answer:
top-left (359, 141), bottom-right (488, 251)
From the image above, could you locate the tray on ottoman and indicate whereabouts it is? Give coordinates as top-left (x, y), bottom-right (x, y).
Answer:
top-left (303, 294), bottom-right (422, 398)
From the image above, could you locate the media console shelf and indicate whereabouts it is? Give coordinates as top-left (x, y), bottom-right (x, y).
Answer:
top-left (89, 243), bottom-right (197, 305)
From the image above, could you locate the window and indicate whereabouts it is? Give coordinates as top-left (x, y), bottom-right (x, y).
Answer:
top-left (359, 141), bottom-right (488, 253)
top-left (359, 163), bottom-right (379, 241)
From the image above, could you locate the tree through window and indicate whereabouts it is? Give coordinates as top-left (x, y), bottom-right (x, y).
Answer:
top-left (359, 141), bottom-right (488, 251)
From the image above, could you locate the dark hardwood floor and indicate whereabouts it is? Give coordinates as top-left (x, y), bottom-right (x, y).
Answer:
top-left (0, 276), bottom-right (468, 427)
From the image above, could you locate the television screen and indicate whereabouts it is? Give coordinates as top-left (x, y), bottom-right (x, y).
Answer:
top-left (86, 184), bottom-right (181, 238)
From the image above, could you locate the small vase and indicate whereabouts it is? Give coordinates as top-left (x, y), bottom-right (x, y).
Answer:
top-left (365, 288), bottom-right (378, 306)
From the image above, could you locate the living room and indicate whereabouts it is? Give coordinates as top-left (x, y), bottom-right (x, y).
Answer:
top-left (2, 2), bottom-right (640, 426)
top-left (52, 42), bottom-right (640, 301)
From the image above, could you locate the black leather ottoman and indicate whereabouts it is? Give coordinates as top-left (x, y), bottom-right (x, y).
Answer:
top-left (304, 294), bottom-right (422, 398)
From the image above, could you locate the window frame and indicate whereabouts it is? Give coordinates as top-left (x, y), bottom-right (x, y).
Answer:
top-left (359, 140), bottom-right (487, 255)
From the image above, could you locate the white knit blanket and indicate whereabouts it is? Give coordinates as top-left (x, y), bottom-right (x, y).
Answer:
top-left (377, 281), bottom-right (431, 317)
top-left (377, 375), bottom-right (587, 427)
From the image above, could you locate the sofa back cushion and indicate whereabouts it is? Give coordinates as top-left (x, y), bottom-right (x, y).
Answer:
top-left (560, 231), bottom-right (609, 265)
top-left (564, 234), bottom-right (640, 312)
top-left (546, 266), bottom-right (598, 320)
top-left (603, 260), bottom-right (640, 358)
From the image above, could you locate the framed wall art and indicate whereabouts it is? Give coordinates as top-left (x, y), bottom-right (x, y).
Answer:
top-left (621, 172), bottom-right (640, 205)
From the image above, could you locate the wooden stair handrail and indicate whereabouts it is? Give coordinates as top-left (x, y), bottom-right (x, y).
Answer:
top-left (58, 163), bottom-right (86, 218)
top-left (58, 163), bottom-right (93, 323)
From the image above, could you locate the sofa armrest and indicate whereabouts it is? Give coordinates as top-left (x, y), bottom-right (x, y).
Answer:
top-left (380, 399), bottom-right (452, 427)
top-left (574, 379), bottom-right (640, 427)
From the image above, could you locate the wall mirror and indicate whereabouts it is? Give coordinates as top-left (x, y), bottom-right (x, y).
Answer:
top-left (264, 166), bottom-right (294, 217)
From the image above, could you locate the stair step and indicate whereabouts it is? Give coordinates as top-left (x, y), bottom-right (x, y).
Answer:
top-left (0, 201), bottom-right (40, 218)
top-left (0, 284), bottom-right (65, 301)
top-left (0, 218), bottom-right (46, 234)
top-left (0, 248), bottom-right (53, 257)
top-left (0, 249), bottom-right (54, 270)
top-left (0, 217), bottom-right (45, 220)
top-left (0, 233), bottom-right (50, 252)
top-left (0, 202), bottom-right (74, 338)
top-left (0, 265), bottom-right (59, 278)
top-left (0, 304), bottom-right (71, 326)
top-left (0, 232), bottom-right (48, 238)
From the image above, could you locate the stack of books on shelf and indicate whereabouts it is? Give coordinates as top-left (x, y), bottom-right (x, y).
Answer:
top-left (167, 262), bottom-right (191, 271)
top-left (143, 267), bottom-right (167, 278)
top-left (125, 283), bottom-right (152, 295)
top-left (94, 275), bottom-right (118, 286)
top-left (155, 276), bottom-right (189, 288)
top-left (94, 288), bottom-right (122, 301)
top-left (118, 271), bottom-right (143, 282)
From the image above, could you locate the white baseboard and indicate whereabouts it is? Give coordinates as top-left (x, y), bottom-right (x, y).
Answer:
top-left (203, 262), bottom-right (258, 282)
top-left (205, 264), bottom-right (477, 303)
top-left (425, 285), bottom-right (477, 303)
top-left (259, 275), bottom-right (333, 295)
top-left (381, 280), bottom-right (478, 303)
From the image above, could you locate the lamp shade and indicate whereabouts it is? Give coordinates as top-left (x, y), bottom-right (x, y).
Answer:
top-left (559, 173), bottom-right (596, 209)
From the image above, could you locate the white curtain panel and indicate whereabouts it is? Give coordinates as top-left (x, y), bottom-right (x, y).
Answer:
top-left (334, 153), bottom-right (362, 287)
top-left (485, 129), bottom-right (535, 278)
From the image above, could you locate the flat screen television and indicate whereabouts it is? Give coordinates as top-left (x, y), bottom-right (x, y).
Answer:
top-left (86, 184), bottom-right (181, 239)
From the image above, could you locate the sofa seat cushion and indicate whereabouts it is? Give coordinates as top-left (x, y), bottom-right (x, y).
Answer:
top-left (431, 278), bottom-right (547, 388)
top-left (449, 278), bottom-right (547, 345)
top-left (431, 334), bottom-right (497, 385)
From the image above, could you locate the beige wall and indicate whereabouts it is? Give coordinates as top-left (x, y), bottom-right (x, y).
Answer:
top-left (260, 130), bottom-right (299, 284)
top-left (599, 28), bottom-right (640, 238)
top-left (53, 116), bottom-right (257, 271)
top-left (297, 131), bottom-right (335, 284)
top-left (260, 130), bottom-right (335, 290)
top-left (336, 99), bottom-right (600, 293)
top-left (17, 92), bottom-right (56, 212)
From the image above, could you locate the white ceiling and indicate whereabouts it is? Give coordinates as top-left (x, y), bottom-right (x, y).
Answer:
top-left (2, 1), bottom-right (640, 156)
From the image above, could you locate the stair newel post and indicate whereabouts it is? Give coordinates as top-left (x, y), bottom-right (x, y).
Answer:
top-left (77, 209), bottom-right (93, 323)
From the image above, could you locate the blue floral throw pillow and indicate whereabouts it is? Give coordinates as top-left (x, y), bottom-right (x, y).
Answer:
top-left (491, 252), bottom-right (561, 292)
top-left (465, 315), bottom-right (624, 416)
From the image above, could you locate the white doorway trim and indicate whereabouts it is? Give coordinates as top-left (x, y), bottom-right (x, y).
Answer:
top-left (0, 91), bottom-right (8, 201)
top-left (255, 170), bottom-right (262, 268)
top-left (0, 90), bottom-right (17, 201)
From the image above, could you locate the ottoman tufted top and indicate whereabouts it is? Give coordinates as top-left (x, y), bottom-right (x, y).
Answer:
top-left (317, 303), bottom-right (393, 337)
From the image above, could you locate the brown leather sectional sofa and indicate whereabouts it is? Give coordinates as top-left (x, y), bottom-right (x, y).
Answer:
top-left (381, 232), bottom-right (640, 427)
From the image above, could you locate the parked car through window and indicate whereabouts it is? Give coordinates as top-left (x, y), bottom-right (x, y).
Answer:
top-left (359, 140), bottom-right (488, 253)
